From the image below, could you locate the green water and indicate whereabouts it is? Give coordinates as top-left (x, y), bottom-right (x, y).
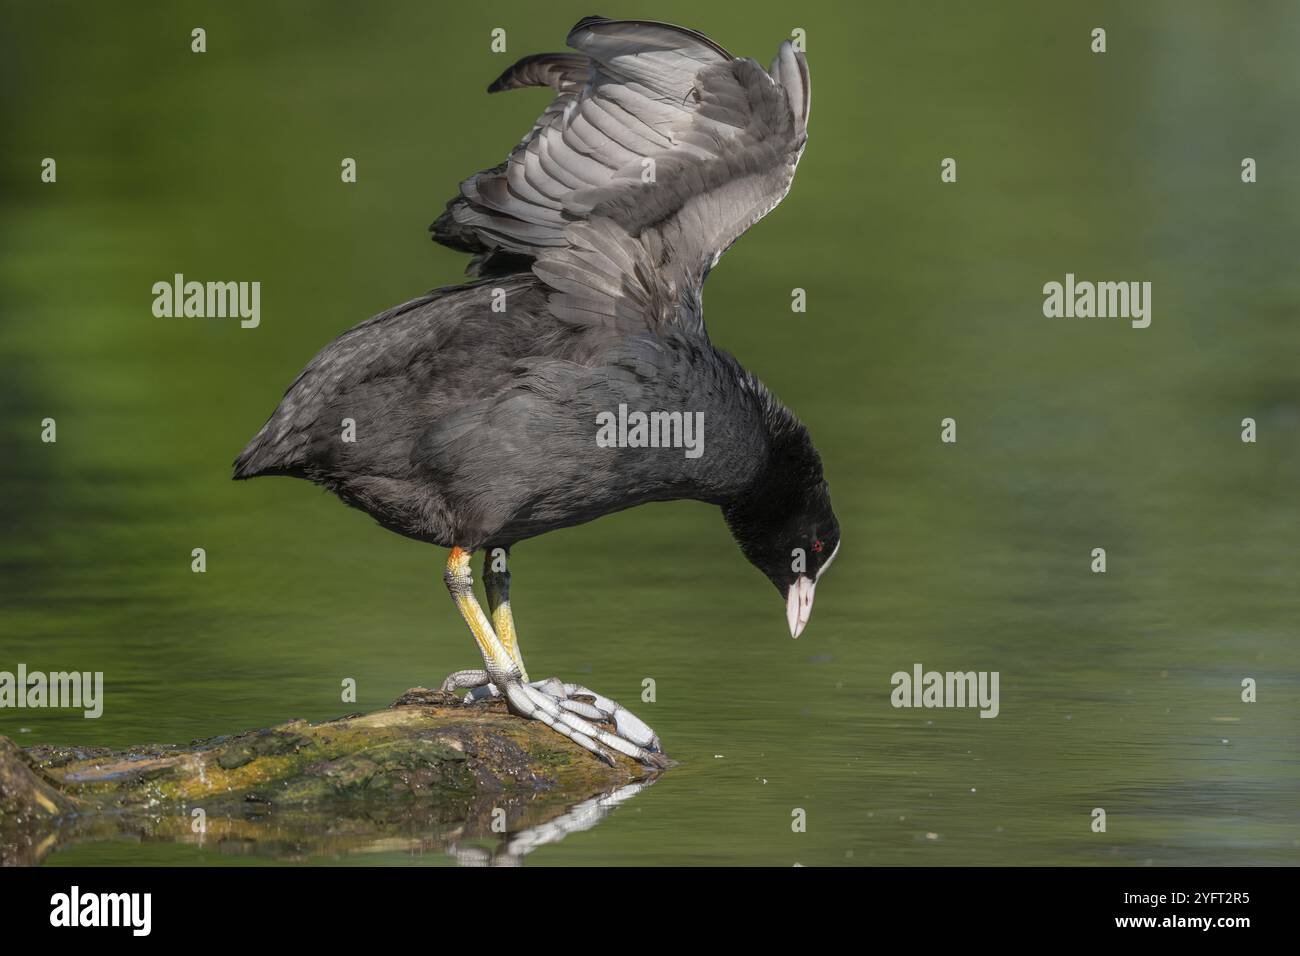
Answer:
top-left (2, 1), bottom-right (1297, 865)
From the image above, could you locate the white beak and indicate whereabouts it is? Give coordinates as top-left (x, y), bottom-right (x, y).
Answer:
top-left (786, 575), bottom-right (816, 639)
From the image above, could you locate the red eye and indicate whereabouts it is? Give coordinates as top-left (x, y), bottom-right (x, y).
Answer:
top-left (812, 539), bottom-right (824, 553)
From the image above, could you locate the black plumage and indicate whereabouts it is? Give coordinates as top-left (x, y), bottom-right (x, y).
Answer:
top-left (234, 275), bottom-right (813, 552)
top-left (234, 17), bottom-right (840, 764)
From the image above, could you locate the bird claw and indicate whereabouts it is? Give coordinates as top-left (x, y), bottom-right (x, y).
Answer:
top-left (459, 676), bottom-right (665, 768)
top-left (558, 682), bottom-right (663, 754)
top-left (438, 669), bottom-right (668, 768)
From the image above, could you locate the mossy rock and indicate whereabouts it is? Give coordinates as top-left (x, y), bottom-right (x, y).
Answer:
top-left (0, 688), bottom-right (658, 865)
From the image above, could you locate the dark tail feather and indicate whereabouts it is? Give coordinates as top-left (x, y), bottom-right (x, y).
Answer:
top-left (232, 429), bottom-right (298, 481)
top-left (231, 446), bottom-right (270, 481)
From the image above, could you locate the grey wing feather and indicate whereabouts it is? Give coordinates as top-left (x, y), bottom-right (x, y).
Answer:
top-left (430, 17), bottom-right (811, 339)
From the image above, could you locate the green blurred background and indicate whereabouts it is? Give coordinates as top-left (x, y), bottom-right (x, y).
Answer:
top-left (2, 0), bottom-right (1297, 865)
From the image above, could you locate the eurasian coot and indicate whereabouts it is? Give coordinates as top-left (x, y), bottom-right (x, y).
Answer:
top-left (235, 17), bottom-right (840, 767)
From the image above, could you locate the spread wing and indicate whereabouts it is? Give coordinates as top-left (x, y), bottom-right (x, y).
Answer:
top-left (430, 16), bottom-right (811, 338)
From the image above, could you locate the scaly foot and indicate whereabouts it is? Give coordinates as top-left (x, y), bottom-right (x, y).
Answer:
top-left (440, 670), bottom-right (667, 769)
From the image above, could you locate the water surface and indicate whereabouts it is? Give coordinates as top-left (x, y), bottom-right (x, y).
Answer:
top-left (2, 1), bottom-right (1297, 865)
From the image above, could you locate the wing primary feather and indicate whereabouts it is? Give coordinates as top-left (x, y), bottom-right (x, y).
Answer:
top-left (487, 52), bottom-right (589, 93)
top-left (431, 19), bottom-right (811, 340)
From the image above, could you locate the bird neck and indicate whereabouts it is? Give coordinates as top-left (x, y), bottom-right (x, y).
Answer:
top-left (723, 374), bottom-right (822, 511)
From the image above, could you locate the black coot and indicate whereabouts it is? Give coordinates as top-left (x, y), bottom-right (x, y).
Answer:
top-left (235, 17), bottom-right (840, 766)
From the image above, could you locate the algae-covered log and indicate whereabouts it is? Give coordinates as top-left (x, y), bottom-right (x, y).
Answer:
top-left (0, 689), bottom-right (658, 866)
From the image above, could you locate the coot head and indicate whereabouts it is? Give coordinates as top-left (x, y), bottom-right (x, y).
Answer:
top-left (724, 477), bottom-right (840, 639)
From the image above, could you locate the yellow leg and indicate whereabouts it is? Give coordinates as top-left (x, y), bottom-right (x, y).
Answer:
top-left (443, 548), bottom-right (517, 677)
top-left (483, 550), bottom-right (528, 682)
top-left (443, 549), bottom-right (666, 768)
